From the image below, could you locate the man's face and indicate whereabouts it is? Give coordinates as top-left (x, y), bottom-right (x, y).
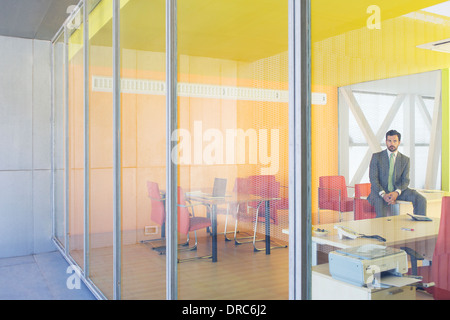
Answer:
top-left (386, 135), bottom-right (400, 152)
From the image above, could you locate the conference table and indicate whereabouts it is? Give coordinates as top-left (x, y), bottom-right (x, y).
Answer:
top-left (311, 214), bottom-right (440, 266)
top-left (186, 190), bottom-right (281, 262)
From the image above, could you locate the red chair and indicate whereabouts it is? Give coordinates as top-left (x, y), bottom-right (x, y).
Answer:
top-left (148, 181), bottom-right (165, 227)
top-left (248, 175), bottom-right (282, 225)
top-left (141, 181), bottom-right (166, 253)
top-left (177, 186), bottom-right (212, 262)
top-left (354, 183), bottom-right (376, 221)
top-left (219, 177), bottom-right (250, 241)
top-left (224, 177), bottom-right (253, 243)
top-left (402, 196), bottom-right (450, 299)
top-left (318, 176), bottom-right (353, 223)
top-left (235, 175), bottom-right (287, 252)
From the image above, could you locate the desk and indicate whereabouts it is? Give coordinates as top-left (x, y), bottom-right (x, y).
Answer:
top-left (312, 263), bottom-right (416, 300)
top-left (186, 191), bottom-right (280, 262)
top-left (312, 215), bottom-right (440, 265)
top-left (395, 189), bottom-right (448, 219)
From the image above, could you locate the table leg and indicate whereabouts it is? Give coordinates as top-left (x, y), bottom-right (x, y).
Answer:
top-left (265, 200), bottom-right (270, 255)
top-left (312, 241), bottom-right (317, 266)
top-left (212, 204), bottom-right (218, 262)
top-left (161, 221), bottom-right (165, 238)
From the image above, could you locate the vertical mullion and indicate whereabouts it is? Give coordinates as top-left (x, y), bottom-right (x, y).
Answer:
top-left (83, 0), bottom-right (90, 279)
top-left (64, 25), bottom-right (70, 257)
top-left (112, 0), bottom-right (122, 300)
top-left (301, 0), bottom-right (312, 300)
top-left (166, 0), bottom-right (178, 300)
top-left (288, 0), bottom-right (298, 300)
top-left (51, 36), bottom-right (56, 242)
top-left (288, 0), bottom-right (311, 300)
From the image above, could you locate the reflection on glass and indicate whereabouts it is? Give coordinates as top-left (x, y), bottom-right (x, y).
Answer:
top-left (58, 0), bottom-right (290, 300)
top-left (311, 0), bottom-right (450, 300)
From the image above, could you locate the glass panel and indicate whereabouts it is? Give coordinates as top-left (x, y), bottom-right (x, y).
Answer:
top-left (311, 0), bottom-right (449, 300)
top-left (119, 0), bottom-right (166, 299)
top-left (67, 5), bottom-right (85, 268)
top-left (53, 31), bottom-right (66, 248)
top-left (88, 0), bottom-right (114, 299)
top-left (177, 0), bottom-right (289, 300)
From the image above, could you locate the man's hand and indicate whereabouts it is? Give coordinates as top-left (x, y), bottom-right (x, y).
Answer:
top-left (383, 191), bottom-right (399, 205)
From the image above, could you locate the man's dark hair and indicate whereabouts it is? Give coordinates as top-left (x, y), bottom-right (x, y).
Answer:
top-left (386, 130), bottom-right (401, 141)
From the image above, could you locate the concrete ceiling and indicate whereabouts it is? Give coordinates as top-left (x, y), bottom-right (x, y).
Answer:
top-left (0, 0), bottom-right (80, 40)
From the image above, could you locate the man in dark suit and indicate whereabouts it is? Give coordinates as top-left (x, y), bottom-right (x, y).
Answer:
top-left (368, 130), bottom-right (426, 217)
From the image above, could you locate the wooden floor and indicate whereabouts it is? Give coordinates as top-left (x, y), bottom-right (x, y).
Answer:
top-left (68, 210), bottom-right (438, 300)
top-left (70, 230), bottom-right (438, 300)
top-left (72, 225), bottom-right (289, 300)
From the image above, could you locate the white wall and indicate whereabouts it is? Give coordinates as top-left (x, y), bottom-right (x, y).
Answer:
top-left (0, 35), bottom-right (53, 258)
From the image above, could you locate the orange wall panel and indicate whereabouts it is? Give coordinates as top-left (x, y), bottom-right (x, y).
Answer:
top-left (311, 85), bottom-right (338, 224)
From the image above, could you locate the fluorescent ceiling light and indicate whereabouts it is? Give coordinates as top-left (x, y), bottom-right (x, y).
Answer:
top-left (417, 38), bottom-right (450, 53)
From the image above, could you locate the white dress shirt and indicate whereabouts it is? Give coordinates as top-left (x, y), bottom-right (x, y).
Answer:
top-left (379, 150), bottom-right (402, 197)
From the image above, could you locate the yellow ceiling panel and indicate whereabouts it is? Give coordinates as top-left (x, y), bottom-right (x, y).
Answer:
top-left (312, 0), bottom-right (448, 42)
top-left (90, 0), bottom-right (288, 62)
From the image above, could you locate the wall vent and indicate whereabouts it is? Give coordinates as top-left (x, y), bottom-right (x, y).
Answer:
top-left (144, 226), bottom-right (158, 236)
top-left (92, 76), bottom-right (327, 105)
top-left (92, 76), bottom-right (290, 102)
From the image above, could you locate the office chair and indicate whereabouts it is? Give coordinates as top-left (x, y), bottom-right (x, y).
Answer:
top-left (318, 175), bottom-right (354, 223)
top-left (219, 177), bottom-right (253, 243)
top-left (402, 196), bottom-right (450, 299)
top-left (204, 177), bottom-right (227, 236)
top-left (142, 181), bottom-right (207, 258)
top-left (218, 177), bottom-right (249, 241)
top-left (248, 175), bottom-right (281, 224)
top-left (177, 186), bottom-right (213, 262)
top-left (235, 175), bottom-right (287, 252)
top-left (140, 181), bottom-right (166, 253)
top-left (354, 183), bottom-right (377, 221)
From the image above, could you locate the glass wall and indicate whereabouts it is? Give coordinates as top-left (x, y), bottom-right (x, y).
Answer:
top-left (311, 0), bottom-right (450, 300)
top-left (176, 0), bottom-right (289, 300)
top-left (52, 0), bottom-right (291, 300)
top-left (50, 0), bottom-right (450, 301)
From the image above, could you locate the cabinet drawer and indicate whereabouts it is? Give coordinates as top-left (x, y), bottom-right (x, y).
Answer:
top-left (371, 286), bottom-right (415, 300)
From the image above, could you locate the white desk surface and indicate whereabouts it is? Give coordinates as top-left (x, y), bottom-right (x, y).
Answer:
top-left (312, 214), bottom-right (440, 250)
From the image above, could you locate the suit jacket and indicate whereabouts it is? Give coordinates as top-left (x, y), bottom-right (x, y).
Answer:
top-left (368, 149), bottom-right (410, 204)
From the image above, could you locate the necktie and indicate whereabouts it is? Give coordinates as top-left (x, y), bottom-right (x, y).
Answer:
top-left (388, 153), bottom-right (395, 192)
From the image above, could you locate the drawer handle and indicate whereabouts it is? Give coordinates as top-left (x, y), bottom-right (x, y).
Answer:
top-left (388, 289), bottom-right (404, 295)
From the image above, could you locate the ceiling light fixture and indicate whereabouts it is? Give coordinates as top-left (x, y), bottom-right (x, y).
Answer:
top-left (417, 38), bottom-right (450, 53)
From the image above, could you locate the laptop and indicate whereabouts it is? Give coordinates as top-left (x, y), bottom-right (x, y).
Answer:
top-left (407, 213), bottom-right (432, 222)
top-left (187, 178), bottom-right (227, 199)
top-left (212, 178), bottom-right (227, 197)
